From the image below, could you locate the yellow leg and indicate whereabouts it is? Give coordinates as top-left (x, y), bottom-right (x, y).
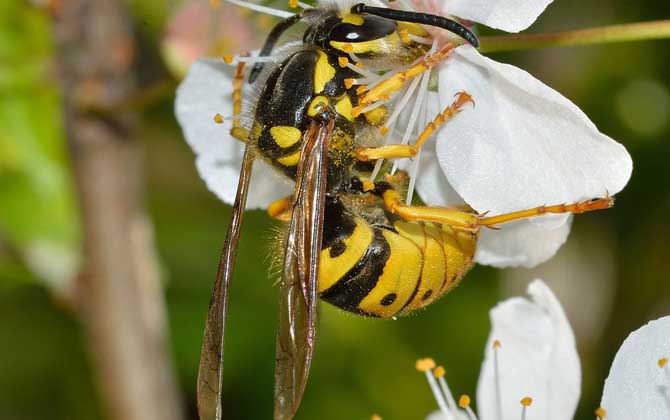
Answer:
top-left (355, 43), bottom-right (456, 109)
top-left (228, 59), bottom-right (250, 142)
top-left (479, 197), bottom-right (615, 227)
top-left (268, 196), bottom-right (292, 221)
top-left (357, 91), bottom-right (473, 162)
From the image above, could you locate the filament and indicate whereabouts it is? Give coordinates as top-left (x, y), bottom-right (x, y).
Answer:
top-left (225, 0), bottom-right (294, 18)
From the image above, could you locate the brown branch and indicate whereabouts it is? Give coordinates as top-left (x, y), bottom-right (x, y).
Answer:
top-left (51, 2), bottom-right (186, 420)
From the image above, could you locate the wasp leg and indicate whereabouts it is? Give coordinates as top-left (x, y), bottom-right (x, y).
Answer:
top-left (229, 59), bottom-right (251, 143)
top-left (479, 196), bottom-right (615, 228)
top-left (355, 43), bottom-right (456, 109)
top-left (357, 92), bottom-right (473, 162)
top-left (268, 196), bottom-right (293, 221)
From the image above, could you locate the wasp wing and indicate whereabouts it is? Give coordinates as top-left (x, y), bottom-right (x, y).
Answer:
top-left (274, 120), bottom-right (334, 420)
top-left (197, 145), bottom-right (255, 420)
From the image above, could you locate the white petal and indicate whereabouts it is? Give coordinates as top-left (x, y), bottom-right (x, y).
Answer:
top-left (476, 279), bottom-right (580, 420)
top-left (441, 0), bottom-right (553, 33)
top-left (600, 316), bottom-right (670, 420)
top-left (175, 59), bottom-right (292, 208)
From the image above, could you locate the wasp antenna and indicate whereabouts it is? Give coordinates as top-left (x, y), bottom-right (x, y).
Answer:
top-left (350, 3), bottom-right (479, 48)
top-left (249, 13), bottom-right (304, 83)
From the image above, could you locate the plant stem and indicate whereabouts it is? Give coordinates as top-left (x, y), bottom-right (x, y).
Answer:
top-left (479, 20), bottom-right (670, 53)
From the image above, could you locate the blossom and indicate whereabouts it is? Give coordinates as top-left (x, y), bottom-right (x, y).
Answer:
top-left (174, 0), bottom-right (632, 269)
top-left (420, 279), bottom-right (580, 420)
top-left (599, 316), bottom-right (670, 420)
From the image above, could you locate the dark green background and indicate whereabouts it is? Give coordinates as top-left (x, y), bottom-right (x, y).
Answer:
top-left (1, 0), bottom-right (668, 419)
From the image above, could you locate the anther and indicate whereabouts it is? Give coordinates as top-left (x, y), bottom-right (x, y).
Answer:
top-left (520, 397), bottom-right (532, 407)
top-left (338, 57), bottom-right (349, 68)
top-left (493, 339), bottom-right (501, 348)
top-left (341, 43), bottom-right (353, 52)
top-left (379, 126), bottom-right (389, 135)
top-left (223, 55), bottom-right (234, 64)
top-left (344, 78), bottom-right (355, 89)
top-left (370, 415), bottom-right (382, 420)
top-left (659, 357), bottom-right (668, 368)
top-left (288, 0), bottom-right (298, 7)
top-left (416, 358), bottom-right (436, 372)
top-left (351, 106), bottom-right (362, 118)
top-left (595, 407), bottom-right (607, 419)
top-left (433, 366), bottom-right (445, 378)
top-left (356, 85), bottom-right (368, 95)
top-left (459, 395), bottom-right (470, 408)
top-left (213, 113), bottom-right (224, 124)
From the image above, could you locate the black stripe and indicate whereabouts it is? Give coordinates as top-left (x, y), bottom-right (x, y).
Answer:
top-left (320, 228), bottom-right (390, 316)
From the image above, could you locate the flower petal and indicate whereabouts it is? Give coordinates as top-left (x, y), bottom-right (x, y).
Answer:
top-left (441, 0), bottom-right (553, 33)
top-left (476, 279), bottom-right (580, 420)
top-left (600, 316), bottom-right (670, 420)
top-left (175, 59), bottom-right (292, 208)
top-left (433, 46), bottom-right (631, 265)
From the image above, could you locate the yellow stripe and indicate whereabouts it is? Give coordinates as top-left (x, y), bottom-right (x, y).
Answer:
top-left (318, 218), bottom-right (373, 292)
top-left (394, 222), bottom-right (446, 313)
top-left (342, 14), bottom-right (364, 25)
top-left (440, 225), bottom-right (477, 293)
top-left (307, 96), bottom-right (329, 117)
top-left (270, 126), bottom-right (302, 148)
top-left (276, 150), bottom-right (301, 166)
top-left (335, 96), bottom-right (355, 122)
top-left (314, 51), bottom-right (336, 94)
top-left (358, 230), bottom-right (422, 318)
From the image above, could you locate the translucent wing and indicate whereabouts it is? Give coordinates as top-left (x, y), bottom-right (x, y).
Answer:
top-left (273, 120), bottom-right (333, 420)
top-left (197, 145), bottom-right (255, 420)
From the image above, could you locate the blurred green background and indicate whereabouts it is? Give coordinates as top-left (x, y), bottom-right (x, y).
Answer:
top-left (0, 0), bottom-right (668, 419)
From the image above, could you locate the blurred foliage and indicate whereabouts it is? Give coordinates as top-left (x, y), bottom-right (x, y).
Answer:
top-left (0, 0), bottom-right (668, 419)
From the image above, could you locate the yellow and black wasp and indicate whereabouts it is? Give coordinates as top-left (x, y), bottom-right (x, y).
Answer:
top-left (194, 2), bottom-right (614, 419)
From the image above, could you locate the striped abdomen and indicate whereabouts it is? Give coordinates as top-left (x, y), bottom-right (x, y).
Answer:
top-left (318, 199), bottom-right (478, 318)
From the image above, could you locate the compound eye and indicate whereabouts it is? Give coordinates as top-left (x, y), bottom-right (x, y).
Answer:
top-left (329, 15), bottom-right (397, 43)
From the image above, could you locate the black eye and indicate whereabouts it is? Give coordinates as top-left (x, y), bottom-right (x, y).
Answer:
top-left (329, 15), bottom-right (397, 43)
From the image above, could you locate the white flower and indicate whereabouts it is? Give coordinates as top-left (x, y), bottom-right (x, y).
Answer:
top-left (599, 316), bottom-right (670, 420)
top-left (174, 0), bottom-right (632, 267)
top-left (421, 279), bottom-right (580, 420)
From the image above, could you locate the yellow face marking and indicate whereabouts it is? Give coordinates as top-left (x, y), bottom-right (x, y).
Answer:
top-left (358, 230), bottom-right (422, 318)
top-left (394, 222), bottom-right (447, 313)
top-left (307, 96), bottom-right (329, 117)
top-left (364, 106), bottom-right (387, 126)
top-left (318, 218), bottom-right (373, 292)
top-left (335, 96), bottom-right (355, 122)
top-left (330, 32), bottom-right (401, 54)
top-left (276, 150), bottom-right (301, 166)
top-left (342, 14), bottom-right (364, 25)
top-left (270, 125), bottom-right (302, 148)
top-left (314, 51), bottom-right (336, 94)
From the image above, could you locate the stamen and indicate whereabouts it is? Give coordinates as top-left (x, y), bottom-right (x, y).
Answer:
top-left (223, 55), bottom-right (234, 64)
top-left (595, 407), bottom-right (607, 419)
top-left (344, 78), bottom-right (355, 89)
top-left (417, 358), bottom-right (451, 417)
top-left (458, 395), bottom-right (479, 420)
top-left (370, 415), bottom-right (382, 420)
top-left (225, 0), bottom-right (294, 18)
top-left (659, 357), bottom-right (668, 368)
top-left (288, 0), bottom-right (298, 8)
top-left (434, 366), bottom-right (459, 416)
top-left (382, 76), bottom-right (422, 135)
top-left (213, 113), bottom-right (225, 124)
top-left (493, 339), bottom-right (503, 420)
top-left (520, 397), bottom-right (532, 420)
top-left (338, 57), bottom-right (349, 68)
top-left (341, 43), bottom-right (354, 52)
top-left (348, 51), bottom-right (362, 63)
top-left (409, 33), bottom-right (434, 45)
top-left (346, 63), bottom-right (380, 80)
top-left (297, 1), bottom-right (312, 8)
top-left (356, 85), bottom-right (368, 95)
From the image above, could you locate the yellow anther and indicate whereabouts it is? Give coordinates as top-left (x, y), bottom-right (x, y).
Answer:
top-left (659, 357), bottom-right (668, 368)
top-left (341, 43), bottom-right (353, 52)
top-left (351, 106), bottom-right (362, 118)
top-left (520, 397), bottom-right (533, 407)
top-left (493, 339), bottom-right (501, 348)
top-left (433, 366), bottom-right (445, 378)
top-left (223, 55), bottom-right (234, 64)
top-left (338, 57), bottom-right (349, 68)
top-left (595, 407), bottom-right (607, 419)
top-left (344, 78), bottom-right (355, 89)
top-left (208, 0), bottom-right (221, 9)
top-left (356, 85), bottom-right (368, 95)
top-left (362, 180), bottom-right (375, 192)
top-left (458, 395), bottom-right (471, 408)
top-left (370, 415), bottom-right (382, 420)
top-left (288, 0), bottom-right (298, 8)
top-left (415, 358), bottom-right (436, 372)
top-left (379, 126), bottom-right (389, 135)
top-left (356, 62), bottom-right (364, 68)
top-left (213, 113), bottom-right (224, 124)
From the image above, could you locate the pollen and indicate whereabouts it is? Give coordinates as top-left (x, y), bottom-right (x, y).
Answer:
top-left (520, 397), bottom-right (533, 407)
top-left (415, 358), bottom-right (436, 372)
top-left (351, 106), bottom-right (362, 118)
top-left (288, 0), bottom-right (298, 7)
top-left (595, 407), bottom-right (607, 419)
top-left (344, 78), bottom-right (355, 89)
top-left (338, 57), bottom-right (349, 67)
top-left (342, 43), bottom-right (353, 52)
top-left (659, 357), bottom-right (668, 368)
top-left (493, 339), bottom-right (501, 348)
top-left (433, 366), bottom-right (445, 378)
top-left (213, 113), bottom-right (224, 124)
top-left (362, 180), bottom-right (375, 192)
top-left (458, 394), bottom-right (471, 408)
top-left (223, 55), bottom-right (234, 64)
top-left (379, 126), bottom-right (389, 135)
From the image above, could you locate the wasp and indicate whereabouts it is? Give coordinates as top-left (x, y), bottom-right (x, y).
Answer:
top-left (194, 2), bottom-right (615, 419)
